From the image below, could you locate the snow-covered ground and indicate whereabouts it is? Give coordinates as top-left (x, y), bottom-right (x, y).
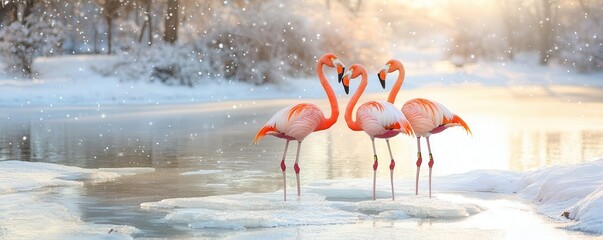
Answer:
top-left (0, 161), bottom-right (154, 239)
top-left (1, 48), bottom-right (602, 107)
top-left (139, 159), bottom-right (603, 237)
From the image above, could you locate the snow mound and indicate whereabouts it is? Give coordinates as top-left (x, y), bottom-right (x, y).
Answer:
top-left (0, 160), bottom-right (154, 194)
top-left (565, 189), bottom-right (603, 234)
top-left (516, 159), bottom-right (603, 234)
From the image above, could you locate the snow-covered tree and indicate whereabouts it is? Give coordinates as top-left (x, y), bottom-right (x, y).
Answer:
top-left (0, 1), bottom-right (64, 77)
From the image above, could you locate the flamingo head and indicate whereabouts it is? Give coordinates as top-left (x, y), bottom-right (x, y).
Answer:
top-left (342, 64), bottom-right (364, 94)
top-left (377, 63), bottom-right (391, 89)
top-left (319, 53), bottom-right (346, 83)
top-left (377, 59), bottom-right (403, 89)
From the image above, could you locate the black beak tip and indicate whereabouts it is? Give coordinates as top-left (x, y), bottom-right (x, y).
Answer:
top-left (338, 67), bottom-right (345, 83)
top-left (343, 85), bottom-right (349, 94)
top-left (380, 79), bottom-right (386, 89)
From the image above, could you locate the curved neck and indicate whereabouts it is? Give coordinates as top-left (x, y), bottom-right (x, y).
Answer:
top-left (386, 63), bottom-right (405, 104)
top-left (345, 71), bottom-right (367, 131)
top-left (315, 60), bottom-right (339, 131)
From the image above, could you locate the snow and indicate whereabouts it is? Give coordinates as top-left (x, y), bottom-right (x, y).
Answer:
top-left (446, 158), bottom-right (603, 234)
top-left (141, 159), bottom-right (603, 235)
top-left (514, 159), bottom-right (603, 234)
top-left (0, 160), bottom-right (155, 239)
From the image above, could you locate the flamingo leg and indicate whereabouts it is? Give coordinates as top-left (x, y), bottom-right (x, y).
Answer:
top-left (386, 139), bottom-right (395, 201)
top-left (426, 137), bottom-right (434, 198)
top-left (415, 137), bottom-right (422, 195)
top-left (294, 141), bottom-right (302, 197)
top-left (371, 138), bottom-right (378, 201)
top-left (280, 140), bottom-right (290, 201)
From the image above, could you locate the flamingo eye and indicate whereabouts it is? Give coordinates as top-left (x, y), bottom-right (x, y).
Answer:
top-left (380, 64), bottom-right (390, 73)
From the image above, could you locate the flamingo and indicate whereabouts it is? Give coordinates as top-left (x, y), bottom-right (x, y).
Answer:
top-left (377, 59), bottom-right (472, 198)
top-left (253, 53), bottom-right (345, 201)
top-left (341, 64), bottom-right (414, 201)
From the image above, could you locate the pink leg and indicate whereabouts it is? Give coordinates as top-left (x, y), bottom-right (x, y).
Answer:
top-left (386, 139), bottom-right (395, 201)
top-left (294, 141), bottom-right (302, 197)
top-left (281, 140), bottom-right (290, 201)
top-left (426, 137), bottom-right (434, 198)
top-left (415, 137), bottom-right (422, 195)
top-left (371, 138), bottom-right (378, 201)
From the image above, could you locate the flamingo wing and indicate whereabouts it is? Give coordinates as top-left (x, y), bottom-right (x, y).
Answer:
top-left (357, 100), bottom-right (413, 137)
top-left (253, 103), bottom-right (324, 144)
top-left (402, 98), bottom-right (471, 136)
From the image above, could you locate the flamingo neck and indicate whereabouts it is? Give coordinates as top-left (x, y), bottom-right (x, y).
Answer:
top-left (315, 60), bottom-right (339, 131)
top-left (345, 71), bottom-right (367, 131)
top-left (386, 63), bottom-right (405, 104)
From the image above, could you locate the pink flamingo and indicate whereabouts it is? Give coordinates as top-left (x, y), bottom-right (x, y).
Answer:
top-left (377, 59), bottom-right (472, 198)
top-left (253, 53), bottom-right (345, 201)
top-left (342, 64), bottom-right (414, 201)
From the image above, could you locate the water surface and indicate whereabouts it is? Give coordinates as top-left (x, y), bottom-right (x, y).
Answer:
top-left (1, 85), bottom-right (602, 238)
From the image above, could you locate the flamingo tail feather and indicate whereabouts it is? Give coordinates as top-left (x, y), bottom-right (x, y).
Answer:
top-left (450, 115), bottom-right (472, 135)
top-left (253, 124), bottom-right (276, 144)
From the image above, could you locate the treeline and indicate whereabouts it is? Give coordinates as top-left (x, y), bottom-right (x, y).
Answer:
top-left (0, 0), bottom-right (387, 85)
top-left (0, 0), bottom-right (600, 85)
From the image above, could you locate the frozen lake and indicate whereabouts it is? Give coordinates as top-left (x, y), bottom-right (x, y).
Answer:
top-left (1, 85), bottom-right (602, 238)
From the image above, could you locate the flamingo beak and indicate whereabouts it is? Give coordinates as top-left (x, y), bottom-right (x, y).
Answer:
top-left (337, 65), bottom-right (345, 83)
top-left (377, 71), bottom-right (386, 89)
top-left (342, 75), bottom-right (350, 94)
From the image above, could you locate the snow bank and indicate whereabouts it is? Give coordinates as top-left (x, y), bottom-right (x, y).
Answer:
top-left (565, 189), bottom-right (603, 234)
top-left (439, 158), bottom-right (603, 234)
top-left (0, 160), bottom-right (155, 239)
top-left (515, 159), bottom-right (603, 234)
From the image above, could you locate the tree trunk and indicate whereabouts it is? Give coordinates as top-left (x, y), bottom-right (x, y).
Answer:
top-left (106, 16), bottom-right (112, 54)
top-left (0, 3), bottom-right (18, 26)
top-left (538, 0), bottom-right (553, 65)
top-left (164, 0), bottom-right (178, 44)
top-left (147, 0), bottom-right (152, 45)
top-left (500, 0), bottom-right (516, 60)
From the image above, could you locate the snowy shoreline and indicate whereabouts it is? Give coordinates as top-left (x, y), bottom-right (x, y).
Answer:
top-left (140, 158), bottom-right (603, 235)
top-left (0, 160), bottom-right (154, 239)
top-left (2, 55), bottom-right (603, 107)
